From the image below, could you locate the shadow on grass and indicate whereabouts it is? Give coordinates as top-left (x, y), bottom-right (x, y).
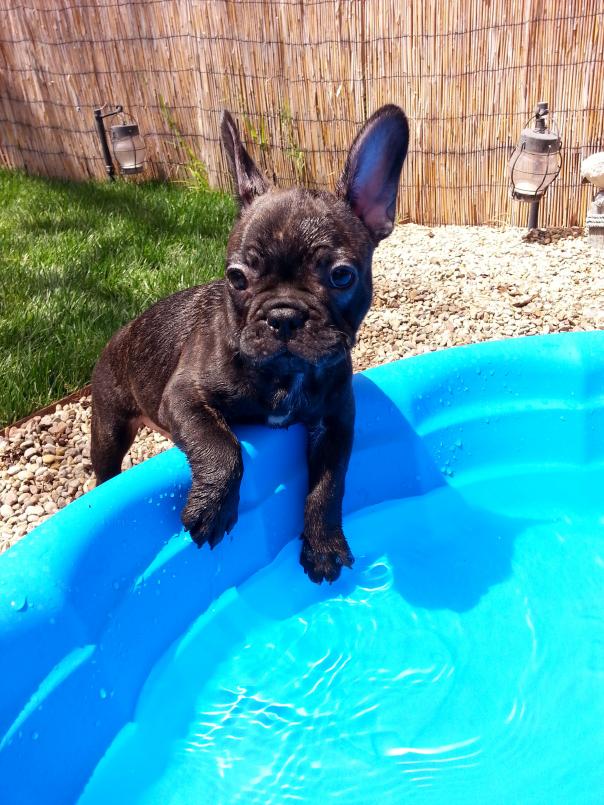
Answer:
top-left (21, 177), bottom-right (236, 242)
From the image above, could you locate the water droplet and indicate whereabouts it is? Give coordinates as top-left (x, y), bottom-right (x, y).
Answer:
top-left (99, 688), bottom-right (107, 700)
top-left (32, 732), bottom-right (39, 741)
top-left (10, 595), bottom-right (28, 612)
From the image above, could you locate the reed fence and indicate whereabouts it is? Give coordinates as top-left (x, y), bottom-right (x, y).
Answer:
top-left (1, 0), bottom-right (603, 226)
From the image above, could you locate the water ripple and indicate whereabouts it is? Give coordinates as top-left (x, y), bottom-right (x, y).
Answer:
top-left (79, 467), bottom-right (604, 805)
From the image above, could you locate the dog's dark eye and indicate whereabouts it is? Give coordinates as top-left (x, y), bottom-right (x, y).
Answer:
top-left (329, 265), bottom-right (357, 289)
top-left (226, 267), bottom-right (248, 291)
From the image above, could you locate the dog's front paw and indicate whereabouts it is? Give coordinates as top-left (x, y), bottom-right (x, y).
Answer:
top-left (181, 481), bottom-right (239, 550)
top-left (300, 529), bottom-right (354, 584)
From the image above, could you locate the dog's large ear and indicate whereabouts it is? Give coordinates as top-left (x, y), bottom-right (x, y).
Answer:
top-left (337, 105), bottom-right (409, 243)
top-left (220, 110), bottom-right (269, 209)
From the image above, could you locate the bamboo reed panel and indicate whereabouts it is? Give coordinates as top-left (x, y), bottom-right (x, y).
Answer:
top-left (0, 0), bottom-right (602, 226)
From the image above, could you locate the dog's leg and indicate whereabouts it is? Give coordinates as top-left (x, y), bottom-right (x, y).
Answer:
top-left (300, 389), bottom-right (355, 584)
top-left (90, 356), bottom-right (139, 483)
top-left (90, 404), bottom-right (137, 484)
top-left (160, 381), bottom-right (243, 549)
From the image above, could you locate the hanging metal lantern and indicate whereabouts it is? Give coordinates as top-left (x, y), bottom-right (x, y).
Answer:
top-left (94, 105), bottom-right (146, 181)
top-left (111, 123), bottom-right (146, 175)
top-left (509, 102), bottom-right (562, 229)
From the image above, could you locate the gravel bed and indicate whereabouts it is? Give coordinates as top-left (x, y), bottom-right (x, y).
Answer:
top-left (2, 223), bottom-right (603, 551)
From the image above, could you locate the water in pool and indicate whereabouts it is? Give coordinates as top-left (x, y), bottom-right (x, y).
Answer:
top-left (80, 465), bottom-right (604, 804)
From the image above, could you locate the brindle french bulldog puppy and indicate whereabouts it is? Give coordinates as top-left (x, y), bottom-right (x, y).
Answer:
top-left (91, 105), bottom-right (409, 583)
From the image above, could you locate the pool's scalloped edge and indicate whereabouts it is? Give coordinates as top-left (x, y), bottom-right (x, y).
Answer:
top-left (1, 331), bottom-right (603, 804)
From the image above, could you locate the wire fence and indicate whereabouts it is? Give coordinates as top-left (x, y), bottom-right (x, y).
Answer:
top-left (1, 0), bottom-right (603, 226)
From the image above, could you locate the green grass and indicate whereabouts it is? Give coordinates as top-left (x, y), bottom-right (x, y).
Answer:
top-left (0, 170), bottom-right (235, 427)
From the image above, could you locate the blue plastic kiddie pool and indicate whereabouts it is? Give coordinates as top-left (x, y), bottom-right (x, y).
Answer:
top-left (1, 332), bottom-right (603, 804)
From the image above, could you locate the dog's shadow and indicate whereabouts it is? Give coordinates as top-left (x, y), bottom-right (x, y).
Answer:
top-left (243, 373), bottom-right (532, 618)
top-left (241, 490), bottom-right (521, 621)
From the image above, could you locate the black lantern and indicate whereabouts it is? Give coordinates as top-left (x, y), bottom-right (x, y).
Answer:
top-left (508, 101), bottom-right (562, 229)
top-left (94, 105), bottom-right (146, 181)
top-left (110, 123), bottom-right (146, 175)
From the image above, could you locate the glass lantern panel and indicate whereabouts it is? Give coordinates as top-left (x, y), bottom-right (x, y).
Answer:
top-left (114, 134), bottom-right (146, 172)
top-left (509, 148), bottom-right (559, 196)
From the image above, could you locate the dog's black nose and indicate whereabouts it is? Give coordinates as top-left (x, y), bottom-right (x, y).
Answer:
top-left (266, 306), bottom-right (307, 340)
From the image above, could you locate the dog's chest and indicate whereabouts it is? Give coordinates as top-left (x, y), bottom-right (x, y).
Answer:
top-left (266, 373), bottom-right (306, 427)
